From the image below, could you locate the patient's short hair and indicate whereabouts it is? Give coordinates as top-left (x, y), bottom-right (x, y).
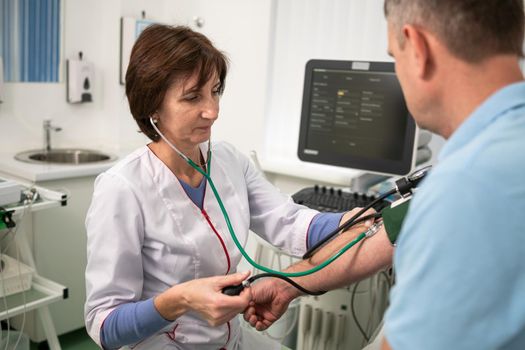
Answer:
top-left (384, 0), bottom-right (525, 62)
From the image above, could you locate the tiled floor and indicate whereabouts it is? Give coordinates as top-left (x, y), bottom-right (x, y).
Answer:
top-left (30, 328), bottom-right (98, 350)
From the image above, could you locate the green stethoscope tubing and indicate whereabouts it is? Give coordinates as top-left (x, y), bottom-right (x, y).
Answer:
top-left (149, 117), bottom-right (369, 279)
top-left (187, 155), bottom-right (367, 278)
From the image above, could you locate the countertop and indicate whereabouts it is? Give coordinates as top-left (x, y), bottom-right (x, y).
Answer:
top-left (0, 150), bottom-right (121, 183)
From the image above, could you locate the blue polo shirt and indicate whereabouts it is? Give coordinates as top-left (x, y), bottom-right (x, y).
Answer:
top-left (384, 82), bottom-right (525, 349)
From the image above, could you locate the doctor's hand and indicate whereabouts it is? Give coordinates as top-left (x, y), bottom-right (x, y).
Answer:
top-left (154, 271), bottom-right (252, 327)
top-left (243, 277), bottom-right (298, 331)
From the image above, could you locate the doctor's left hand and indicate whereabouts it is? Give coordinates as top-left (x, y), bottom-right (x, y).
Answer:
top-left (154, 271), bottom-right (252, 327)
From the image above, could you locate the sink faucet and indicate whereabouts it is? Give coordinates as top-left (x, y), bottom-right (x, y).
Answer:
top-left (43, 119), bottom-right (62, 151)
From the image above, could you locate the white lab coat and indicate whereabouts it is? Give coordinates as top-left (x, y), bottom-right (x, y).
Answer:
top-left (85, 142), bottom-right (318, 349)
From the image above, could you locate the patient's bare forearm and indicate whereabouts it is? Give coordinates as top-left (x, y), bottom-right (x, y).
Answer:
top-left (281, 228), bottom-right (394, 300)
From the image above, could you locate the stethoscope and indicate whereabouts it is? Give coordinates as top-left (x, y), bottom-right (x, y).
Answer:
top-left (149, 117), bottom-right (427, 295)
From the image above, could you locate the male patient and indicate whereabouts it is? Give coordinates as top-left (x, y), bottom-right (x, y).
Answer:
top-left (244, 1), bottom-right (525, 349)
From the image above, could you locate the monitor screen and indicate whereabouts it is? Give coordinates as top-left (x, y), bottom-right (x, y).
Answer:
top-left (297, 60), bottom-right (417, 176)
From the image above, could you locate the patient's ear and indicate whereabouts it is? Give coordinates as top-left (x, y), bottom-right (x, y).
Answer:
top-left (403, 25), bottom-right (433, 80)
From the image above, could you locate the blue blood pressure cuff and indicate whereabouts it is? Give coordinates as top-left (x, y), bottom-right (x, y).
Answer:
top-left (381, 197), bottom-right (411, 245)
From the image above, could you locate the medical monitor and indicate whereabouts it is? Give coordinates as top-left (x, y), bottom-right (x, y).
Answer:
top-left (297, 60), bottom-right (417, 176)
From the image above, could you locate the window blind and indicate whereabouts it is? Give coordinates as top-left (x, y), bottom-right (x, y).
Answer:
top-left (0, 0), bottom-right (60, 82)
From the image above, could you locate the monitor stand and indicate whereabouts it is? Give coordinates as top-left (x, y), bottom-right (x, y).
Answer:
top-left (350, 173), bottom-right (390, 193)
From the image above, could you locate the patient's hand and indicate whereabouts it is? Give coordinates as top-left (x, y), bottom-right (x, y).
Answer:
top-left (243, 277), bottom-right (297, 331)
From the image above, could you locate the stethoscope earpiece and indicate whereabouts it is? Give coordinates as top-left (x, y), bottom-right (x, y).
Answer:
top-left (148, 116), bottom-right (208, 165)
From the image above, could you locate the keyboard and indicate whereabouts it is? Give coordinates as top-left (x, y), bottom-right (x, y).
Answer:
top-left (292, 185), bottom-right (389, 213)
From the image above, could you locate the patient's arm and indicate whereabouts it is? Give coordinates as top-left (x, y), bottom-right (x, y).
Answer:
top-left (244, 214), bottom-right (393, 331)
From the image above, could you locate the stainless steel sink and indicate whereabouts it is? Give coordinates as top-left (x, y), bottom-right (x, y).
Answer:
top-left (15, 149), bottom-right (117, 165)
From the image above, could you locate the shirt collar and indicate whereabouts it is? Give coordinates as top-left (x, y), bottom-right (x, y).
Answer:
top-left (439, 81), bottom-right (525, 161)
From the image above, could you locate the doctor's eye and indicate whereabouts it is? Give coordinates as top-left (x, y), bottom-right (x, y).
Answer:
top-left (184, 94), bottom-right (200, 102)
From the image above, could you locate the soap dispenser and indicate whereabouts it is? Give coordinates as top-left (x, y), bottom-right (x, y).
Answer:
top-left (66, 52), bottom-right (94, 103)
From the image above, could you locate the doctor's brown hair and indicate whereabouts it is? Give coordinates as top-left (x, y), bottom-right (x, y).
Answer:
top-left (384, 0), bottom-right (525, 62)
top-left (125, 24), bottom-right (228, 141)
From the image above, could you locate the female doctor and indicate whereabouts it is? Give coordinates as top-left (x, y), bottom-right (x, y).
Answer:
top-left (85, 24), bottom-right (353, 349)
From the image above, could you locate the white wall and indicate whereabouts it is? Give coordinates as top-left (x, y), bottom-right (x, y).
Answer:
top-left (2, 0), bottom-right (517, 182)
top-left (264, 0), bottom-right (392, 162)
top-left (261, 0), bottom-right (439, 186)
top-left (170, 0), bottom-right (272, 156)
top-left (0, 0), bottom-right (273, 159)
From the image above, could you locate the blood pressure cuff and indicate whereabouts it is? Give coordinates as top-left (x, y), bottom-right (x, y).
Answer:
top-left (381, 198), bottom-right (411, 245)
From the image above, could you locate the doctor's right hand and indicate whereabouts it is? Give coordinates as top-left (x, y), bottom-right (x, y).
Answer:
top-left (154, 271), bottom-right (252, 327)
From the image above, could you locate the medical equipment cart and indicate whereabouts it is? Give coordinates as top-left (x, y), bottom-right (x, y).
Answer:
top-left (0, 182), bottom-right (68, 350)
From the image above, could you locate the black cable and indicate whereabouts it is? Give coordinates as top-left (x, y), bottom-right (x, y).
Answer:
top-left (303, 167), bottom-right (432, 260)
top-left (248, 273), bottom-right (326, 296)
top-left (303, 191), bottom-right (394, 260)
top-left (243, 213), bottom-right (382, 296)
top-left (224, 202), bottom-right (389, 297)
top-left (223, 214), bottom-right (385, 297)
top-left (350, 280), bottom-right (370, 342)
top-left (348, 213), bottom-right (383, 227)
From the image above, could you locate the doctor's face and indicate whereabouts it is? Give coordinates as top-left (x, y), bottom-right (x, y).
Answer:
top-left (156, 73), bottom-right (221, 147)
